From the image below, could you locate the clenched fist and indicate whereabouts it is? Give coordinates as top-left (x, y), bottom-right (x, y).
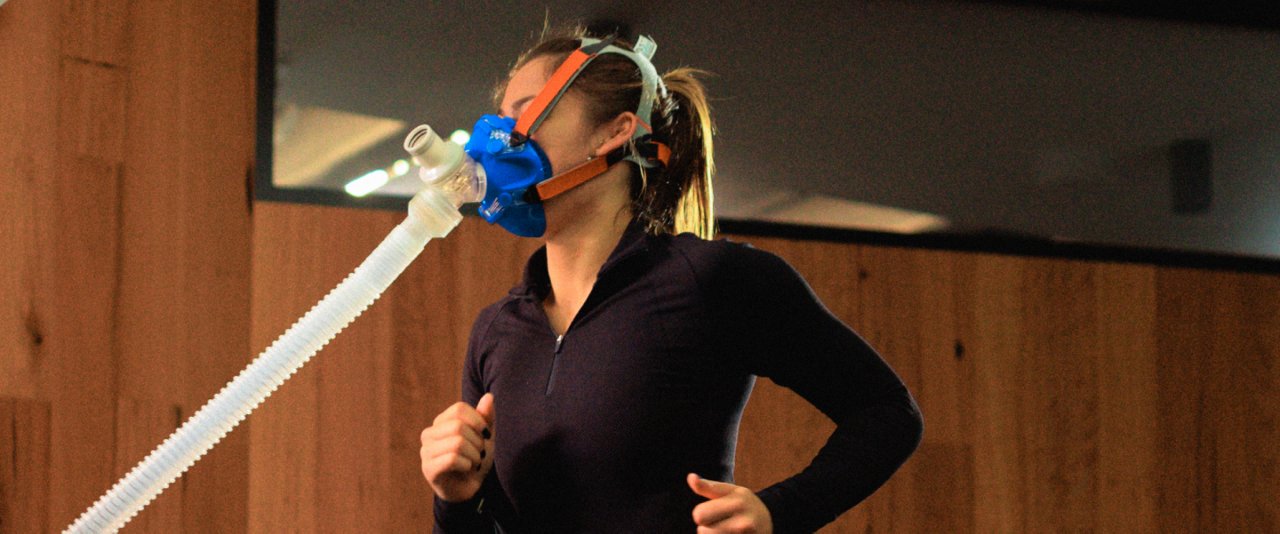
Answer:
top-left (420, 393), bottom-right (496, 502)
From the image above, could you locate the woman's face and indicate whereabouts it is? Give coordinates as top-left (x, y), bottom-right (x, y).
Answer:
top-left (500, 55), bottom-right (602, 177)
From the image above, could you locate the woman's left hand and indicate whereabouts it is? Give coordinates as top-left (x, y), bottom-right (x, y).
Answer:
top-left (687, 473), bottom-right (773, 533)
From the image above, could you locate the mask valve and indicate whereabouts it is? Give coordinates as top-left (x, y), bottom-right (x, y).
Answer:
top-left (404, 124), bottom-right (487, 209)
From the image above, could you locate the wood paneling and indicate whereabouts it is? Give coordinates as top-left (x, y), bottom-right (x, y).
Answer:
top-left (737, 243), bottom-right (1275, 532)
top-left (246, 202), bottom-right (407, 533)
top-left (956, 252), bottom-right (1027, 533)
top-left (246, 203), bottom-right (391, 534)
top-left (0, 4), bottom-right (126, 528)
top-left (853, 245), bottom-right (970, 532)
top-left (1018, 257), bottom-right (1102, 532)
top-left (60, 0), bottom-right (129, 67)
top-left (1209, 272), bottom-right (1279, 532)
top-left (1155, 268), bottom-right (1220, 532)
top-left (112, 397), bottom-right (185, 532)
top-left (1094, 262), bottom-right (1159, 532)
top-left (0, 0), bottom-right (57, 401)
top-left (116, 2), bottom-right (257, 531)
top-left (40, 46), bottom-right (126, 534)
top-left (0, 397), bottom-right (51, 534)
top-left (0, 0), bottom-right (255, 531)
top-left (1154, 268), bottom-right (1280, 532)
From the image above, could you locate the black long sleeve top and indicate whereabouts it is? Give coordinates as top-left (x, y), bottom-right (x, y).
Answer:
top-left (433, 221), bottom-right (923, 533)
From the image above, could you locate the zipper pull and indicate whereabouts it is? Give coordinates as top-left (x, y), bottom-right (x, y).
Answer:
top-left (554, 334), bottom-right (564, 354)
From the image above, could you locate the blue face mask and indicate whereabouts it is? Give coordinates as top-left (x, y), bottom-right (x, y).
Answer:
top-left (461, 36), bottom-right (671, 239)
top-left (464, 114), bottom-right (554, 238)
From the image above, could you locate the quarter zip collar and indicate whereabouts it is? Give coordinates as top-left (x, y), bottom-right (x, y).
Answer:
top-left (510, 219), bottom-right (653, 301)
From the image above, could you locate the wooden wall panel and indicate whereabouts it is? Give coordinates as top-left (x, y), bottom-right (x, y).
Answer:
top-left (247, 203), bottom-right (396, 533)
top-left (0, 3), bottom-right (61, 529)
top-left (1018, 257), bottom-right (1102, 531)
top-left (1155, 268), bottom-right (1220, 532)
top-left (0, 397), bottom-right (51, 534)
top-left (0, 0), bottom-right (255, 531)
top-left (1155, 268), bottom-right (1280, 532)
top-left (115, 1), bottom-right (257, 531)
top-left (1209, 272), bottom-right (1279, 532)
top-left (312, 278), bottom-right (395, 534)
top-left (0, 1), bottom-right (126, 523)
top-left (60, 0), bottom-right (129, 67)
top-left (854, 246), bottom-right (973, 533)
top-left (1093, 263), bottom-right (1159, 532)
top-left (0, 0), bottom-right (59, 406)
top-left (956, 252), bottom-right (1027, 533)
top-left (40, 51), bottom-right (125, 534)
top-left (112, 397), bottom-right (185, 532)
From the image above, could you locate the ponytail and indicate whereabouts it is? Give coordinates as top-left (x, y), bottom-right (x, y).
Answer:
top-left (647, 68), bottom-right (715, 239)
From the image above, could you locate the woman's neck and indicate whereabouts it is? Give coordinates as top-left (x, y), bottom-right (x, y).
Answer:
top-left (543, 206), bottom-right (630, 310)
top-left (540, 168), bottom-right (634, 325)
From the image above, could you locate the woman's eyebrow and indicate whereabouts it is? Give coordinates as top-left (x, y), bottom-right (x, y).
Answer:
top-left (504, 95), bottom-right (534, 119)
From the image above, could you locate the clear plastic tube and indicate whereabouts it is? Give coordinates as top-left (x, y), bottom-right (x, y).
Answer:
top-left (65, 180), bottom-right (468, 532)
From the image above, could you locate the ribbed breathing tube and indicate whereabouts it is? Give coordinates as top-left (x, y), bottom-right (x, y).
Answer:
top-left (65, 125), bottom-right (484, 533)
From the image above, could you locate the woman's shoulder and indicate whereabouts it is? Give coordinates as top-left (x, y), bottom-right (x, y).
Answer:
top-left (665, 232), bottom-right (800, 287)
top-left (466, 293), bottom-right (524, 345)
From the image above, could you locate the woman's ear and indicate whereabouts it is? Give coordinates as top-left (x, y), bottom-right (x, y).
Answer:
top-left (592, 112), bottom-right (639, 157)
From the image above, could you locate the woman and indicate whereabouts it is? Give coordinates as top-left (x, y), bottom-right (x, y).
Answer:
top-left (420, 27), bottom-right (923, 533)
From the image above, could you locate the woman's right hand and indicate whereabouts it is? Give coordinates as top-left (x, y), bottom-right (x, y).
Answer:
top-left (420, 393), bottom-right (495, 502)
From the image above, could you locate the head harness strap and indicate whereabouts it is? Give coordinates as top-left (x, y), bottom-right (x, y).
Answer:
top-left (512, 35), bottom-right (672, 202)
top-left (511, 38), bottom-right (616, 144)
